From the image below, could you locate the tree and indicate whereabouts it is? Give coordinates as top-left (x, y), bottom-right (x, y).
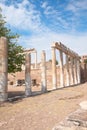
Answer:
top-left (49, 59), bottom-right (58, 65)
top-left (0, 8), bottom-right (25, 73)
top-left (84, 59), bottom-right (87, 64)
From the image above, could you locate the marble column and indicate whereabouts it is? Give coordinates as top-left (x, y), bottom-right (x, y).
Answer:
top-left (25, 53), bottom-right (32, 96)
top-left (52, 47), bottom-right (57, 89)
top-left (59, 50), bottom-right (64, 88)
top-left (41, 50), bottom-right (47, 93)
top-left (0, 37), bottom-right (8, 101)
top-left (66, 54), bottom-right (70, 86)
top-left (77, 60), bottom-right (81, 84)
top-left (70, 57), bottom-right (74, 85)
top-left (74, 58), bottom-right (78, 84)
top-left (35, 51), bottom-right (37, 69)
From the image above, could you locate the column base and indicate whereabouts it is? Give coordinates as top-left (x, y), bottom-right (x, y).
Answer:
top-left (0, 92), bottom-right (8, 102)
top-left (25, 89), bottom-right (32, 97)
top-left (41, 89), bottom-right (47, 93)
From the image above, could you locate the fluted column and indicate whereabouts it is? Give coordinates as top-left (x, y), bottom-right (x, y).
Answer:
top-left (70, 57), bottom-right (74, 85)
top-left (77, 60), bottom-right (81, 84)
top-left (0, 37), bottom-right (8, 101)
top-left (41, 50), bottom-right (47, 93)
top-left (59, 50), bottom-right (64, 87)
top-left (66, 54), bottom-right (70, 86)
top-left (25, 53), bottom-right (32, 96)
top-left (52, 47), bottom-right (57, 89)
top-left (74, 58), bottom-right (78, 84)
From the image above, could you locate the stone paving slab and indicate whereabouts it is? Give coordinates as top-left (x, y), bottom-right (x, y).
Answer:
top-left (53, 101), bottom-right (87, 130)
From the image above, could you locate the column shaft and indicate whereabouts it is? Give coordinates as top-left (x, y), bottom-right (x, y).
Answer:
top-left (66, 54), bottom-right (70, 86)
top-left (74, 58), bottom-right (78, 84)
top-left (52, 48), bottom-right (57, 89)
top-left (0, 37), bottom-right (8, 101)
top-left (35, 52), bottom-right (37, 69)
top-left (70, 57), bottom-right (74, 85)
top-left (41, 50), bottom-right (47, 92)
top-left (25, 53), bottom-right (32, 96)
top-left (59, 50), bottom-right (64, 87)
top-left (77, 60), bottom-right (81, 84)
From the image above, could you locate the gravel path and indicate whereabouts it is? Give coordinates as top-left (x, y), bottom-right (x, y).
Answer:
top-left (0, 83), bottom-right (87, 130)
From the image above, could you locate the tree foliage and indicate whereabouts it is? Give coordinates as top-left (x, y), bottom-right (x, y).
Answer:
top-left (0, 8), bottom-right (25, 73)
top-left (84, 59), bottom-right (87, 64)
top-left (49, 59), bottom-right (58, 65)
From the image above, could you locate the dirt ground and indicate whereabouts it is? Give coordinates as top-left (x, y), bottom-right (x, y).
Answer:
top-left (0, 83), bottom-right (87, 130)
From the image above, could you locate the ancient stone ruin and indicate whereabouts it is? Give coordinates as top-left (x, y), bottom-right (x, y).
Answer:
top-left (0, 36), bottom-right (87, 101)
top-left (0, 37), bottom-right (8, 101)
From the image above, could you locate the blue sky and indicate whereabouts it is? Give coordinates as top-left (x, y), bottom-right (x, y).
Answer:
top-left (0, 0), bottom-right (87, 61)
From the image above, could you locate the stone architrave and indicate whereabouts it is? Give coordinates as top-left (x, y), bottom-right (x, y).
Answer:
top-left (74, 58), bottom-right (78, 84)
top-left (77, 60), bottom-right (81, 84)
top-left (25, 53), bottom-right (32, 96)
top-left (0, 37), bottom-right (8, 101)
top-left (41, 50), bottom-right (47, 93)
top-left (59, 50), bottom-right (64, 88)
top-left (66, 54), bottom-right (70, 86)
top-left (70, 57), bottom-right (74, 85)
top-left (52, 47), bottom-right (57, 89)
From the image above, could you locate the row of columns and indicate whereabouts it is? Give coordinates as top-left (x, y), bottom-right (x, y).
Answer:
top-left (51, 45), bottom-right (81, 89)
top-left (22, 49), bottom-right (37, 69)
top-left (25, 50), bottom-right (47, 97)
top-left (0, 37), bottom-right (81, 101)
top-left (0, 38), bottom-right (46, 101)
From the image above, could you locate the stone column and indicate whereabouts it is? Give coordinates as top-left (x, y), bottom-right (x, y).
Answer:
top-left (0, 37), bottom-right (8, 101)
top-left (66, 54), bottom-right (70, 86)
top-left (25, 53), bottom-right (32, 96)
top-left (70, 57), bottom-right (74, 85)
top-left (41, 50), bottom-right (47, 93)
top-left (35, 51), bottom-right (37, 69)
top-left (59, 50), bottom-right (64, 88)
top-left (74, 58), bottom-right (78, 84)
top-left (77, 60), bottom-right (81, 84)
top-left (52, 47), bottom-right (57, 89)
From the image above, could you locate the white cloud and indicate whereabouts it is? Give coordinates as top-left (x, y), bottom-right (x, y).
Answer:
top-left (0, 0), bottom-right (43, 32)
top-left (66, 0), bottom-right (87, 13)
top-left (0, 0), bottom-right (87, 62)
top-left (41, 1), bottom-right (48, 9)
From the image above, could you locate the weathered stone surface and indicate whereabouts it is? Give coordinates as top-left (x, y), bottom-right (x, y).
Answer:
top-left (0, 37), bottom-right (8, 101)
top-left (25, 53), bottom-right (32, 96)
top-left (52, 101), bottom-right (87, 130)
top-left (41, 50), bottom-right (47, 93)
top-left (80, 101), bottom-right (87, 110)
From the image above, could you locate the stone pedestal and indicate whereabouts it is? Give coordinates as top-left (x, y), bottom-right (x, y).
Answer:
top-left (25, 53), bottom-right (32, 96)
top-left (0, 37), bottom-right (8, 101)
top-left (41, 50), bottom-right (47, 93)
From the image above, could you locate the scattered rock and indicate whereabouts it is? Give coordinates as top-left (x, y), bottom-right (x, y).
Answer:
top-left (53, 101), bottom-right (87, 130)
top-left (80, 101), bottom-right (87, 110)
